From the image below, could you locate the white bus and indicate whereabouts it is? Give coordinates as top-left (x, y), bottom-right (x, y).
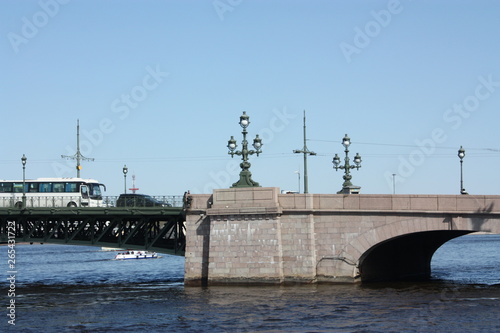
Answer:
top-left (0, 178), bottom-right (106, 208)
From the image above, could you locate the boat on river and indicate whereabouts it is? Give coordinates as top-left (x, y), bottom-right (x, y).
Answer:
top-left (114, 250), bottom-right (159, 260)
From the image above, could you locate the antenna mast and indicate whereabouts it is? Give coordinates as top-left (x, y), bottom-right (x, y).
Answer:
top-left (129, 174), bottom-right (139, 194)
top-left (61, 119), bottom-right (94, 177)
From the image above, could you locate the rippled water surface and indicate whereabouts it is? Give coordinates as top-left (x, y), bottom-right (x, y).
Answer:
top-left (2, 234), bottom-right (500, 332)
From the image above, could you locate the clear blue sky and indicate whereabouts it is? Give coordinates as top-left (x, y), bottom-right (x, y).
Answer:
top-left (2, 0), bottom-right (500, 196)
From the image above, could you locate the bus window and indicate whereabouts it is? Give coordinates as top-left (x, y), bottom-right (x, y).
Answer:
top-left (0, 183), bottom-right (13, 193)
top-left (53, 183), bottom-right (64, 192)
top-left (65, 182), bottom-right (79, 192)
top-left (39, 183), bottom-right (53, 192)
top-left (88, 183), bottom-right (103, 199)
top-left (28, 183), bottom-right (39, 192)
top-left (13, 183), bottom-right (24, 193)
top-left (81, 185), bottom-right (89, 199)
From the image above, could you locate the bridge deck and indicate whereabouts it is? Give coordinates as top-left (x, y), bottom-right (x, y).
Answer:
top-left (0, 207), bottom-right (186, 256)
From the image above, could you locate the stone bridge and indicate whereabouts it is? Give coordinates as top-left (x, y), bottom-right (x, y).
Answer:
top-left (184, 187), bottom-right (500, 285)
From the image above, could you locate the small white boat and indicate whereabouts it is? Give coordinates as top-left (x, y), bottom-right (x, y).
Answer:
top-left (114, 250), bottom-right (159, 260)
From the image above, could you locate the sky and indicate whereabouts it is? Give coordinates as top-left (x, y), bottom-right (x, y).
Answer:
top-left (2, 0), bottom-right (500, 197)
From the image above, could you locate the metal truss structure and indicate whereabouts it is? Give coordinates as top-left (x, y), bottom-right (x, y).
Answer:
top-left (0, 207), bottom-right (186, 256)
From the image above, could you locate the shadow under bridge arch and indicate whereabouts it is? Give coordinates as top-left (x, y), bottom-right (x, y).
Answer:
top-left (358, 230), bottom-right (471, 283)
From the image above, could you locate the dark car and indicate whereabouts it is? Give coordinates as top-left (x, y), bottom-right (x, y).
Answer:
top-left (116, 194), bottom-right (172, 207)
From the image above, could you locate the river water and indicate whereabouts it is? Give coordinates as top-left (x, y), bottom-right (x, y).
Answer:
top-left (2, 234), bottom-right (500, 332)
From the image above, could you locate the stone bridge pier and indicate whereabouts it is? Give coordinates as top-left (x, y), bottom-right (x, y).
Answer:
top-left (184, 187), bottom-right (500, 286)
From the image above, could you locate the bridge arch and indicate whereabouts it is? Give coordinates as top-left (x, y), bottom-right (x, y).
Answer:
top-left (356, 230), bottom-right (471, 282)
top-left (339, 211), bottom-right (500, 282)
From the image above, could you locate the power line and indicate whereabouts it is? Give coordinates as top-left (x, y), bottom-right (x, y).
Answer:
top-left (2, 144), bottom-right (499, 166)
top-left (308, 139), bottom-right (500, 152)
top-left (0, 153), bottom-right (299, 165)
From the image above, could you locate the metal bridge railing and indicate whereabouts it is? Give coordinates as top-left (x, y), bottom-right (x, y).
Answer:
top-left (0, 195), bottom-right (184, 208)
top-left (103, 195), bottom-right (184, 208)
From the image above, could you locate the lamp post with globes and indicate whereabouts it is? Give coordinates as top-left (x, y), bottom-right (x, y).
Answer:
top-left (332, 134), bottom-right (362, 194)
top-left (227, 111), bottom-right (263, 188)
top-left (123, 165), bottom-right (128, 194)
top-left (458, 146), bottom-right (468, 195)
top-left (21, 154), bottom-right (27, 209)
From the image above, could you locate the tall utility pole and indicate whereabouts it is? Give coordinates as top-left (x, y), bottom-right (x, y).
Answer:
top-left (61, 119), bottom-right (94, 178)
top-left (293, 110), bottom-right (316, 193)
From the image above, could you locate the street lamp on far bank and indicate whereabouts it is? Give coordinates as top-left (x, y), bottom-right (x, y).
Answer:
top-left (294, 170), bottom-right (301, 193)
top-left (227, 111), bottom-right (263, 188)
top-left (392, 173), bottom-right (396, 194)
top-left (21, 154), bottom-right (27, 209)
top-left (332, 134), bottom-right (362, 194)
top-left (123, 165), bottom-right (128, 194)
top-left (458, 146), bottom-right (468, 195)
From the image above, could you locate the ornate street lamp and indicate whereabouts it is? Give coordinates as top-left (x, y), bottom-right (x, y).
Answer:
top-left (123, 164), bottom-right (128, 194)
top-left (227, 111), bottom-right (263, 188)
top-left (21, 154), bottom-right (27, 209)
top-left (332, 134), bottom-right (362, 194)
top-left (458, 146), bottom-right (468, 195)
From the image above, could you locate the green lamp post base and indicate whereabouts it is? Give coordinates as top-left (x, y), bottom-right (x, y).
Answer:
top-left (337, 185), bottom-right (361, 194)
top-left (231, 170), bottom-right (260, 188)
